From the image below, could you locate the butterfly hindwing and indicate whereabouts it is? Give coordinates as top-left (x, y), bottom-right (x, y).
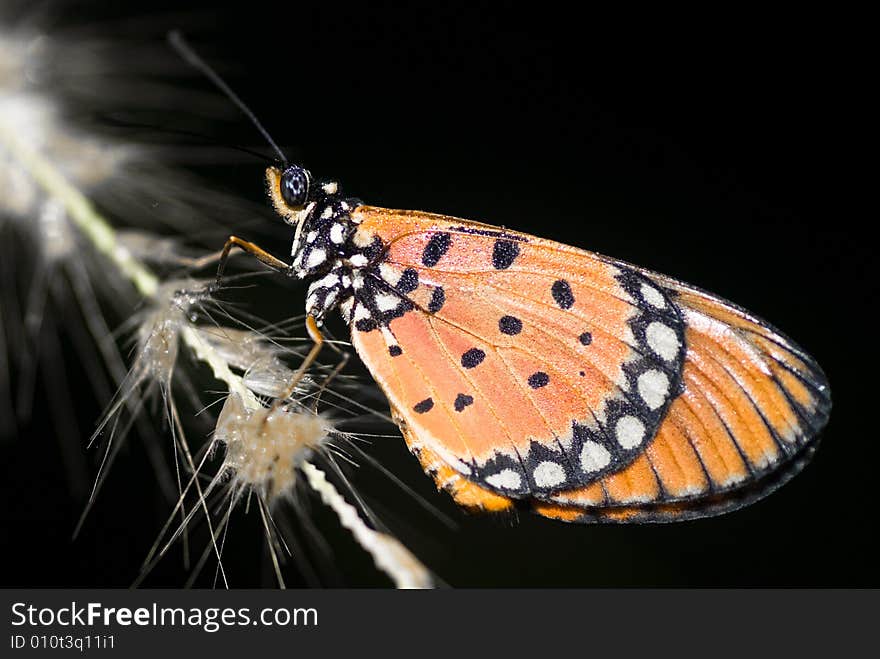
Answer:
top-left (389, 290), bottom-right (829, 523)
top-left (378, 247), bottom-right (831, 523)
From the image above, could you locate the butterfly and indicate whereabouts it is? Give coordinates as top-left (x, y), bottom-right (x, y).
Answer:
top-left (164, 31), bottom-right (830, 526)
top-left (218, 162), bottom-right (829, 525)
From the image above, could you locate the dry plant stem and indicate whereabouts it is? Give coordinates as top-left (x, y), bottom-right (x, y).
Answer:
top-left (2, 118), bottom-right (431, 588)
top-left (181, 325), bottom-right (258, 406)
top-left (302, 463), bottom-right (433, 589)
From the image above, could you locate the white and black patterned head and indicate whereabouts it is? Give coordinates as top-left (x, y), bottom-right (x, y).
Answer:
top-left (265, 165), bottom-right (364, 282)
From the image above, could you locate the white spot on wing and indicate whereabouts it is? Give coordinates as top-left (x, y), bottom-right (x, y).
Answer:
top-left (354, 304), bottom-right (371, 321)
top-left (379, 263), bottom-right (402, 286)
top-left (615, 415), bottom-right (646, 449)
top-left (375, 292), bottom-right (399, 312)
top-left (722, 472), bottom-right (748, 487)
top-left (580, 441), bottom-right (611, 472)
top-left (380, 326), bottom-right (399, 348)
top-left (678, 485), bottom-right (705, 497)
top-left (615, 366), bottom-right (631, 392)
top-left (486, 469), bottom-right (521, 490)
top-left (306, 230), bottom-right (318, 244)
top-left (352, 229), bottom-right (373, 246)
top-left (646, 322), bottom-right (680, 361)
top-left (450, 458), bottom-right (471, 475)
top-left (533, 461), bottom-right (566, 488)
top-left (781, 425), bottom-right (799, 444)
top-left (637, 369), bottom-right (670, 410)
top-left (349, 254), bottom-right (368, 267)
top-left (640, 282), bottom-right (666, 308)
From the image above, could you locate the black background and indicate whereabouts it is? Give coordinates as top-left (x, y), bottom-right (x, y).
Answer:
top-left (1, 2), bottom-right (872, 587)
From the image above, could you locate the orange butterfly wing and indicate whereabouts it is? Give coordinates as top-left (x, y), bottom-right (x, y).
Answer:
top-left (345, 206), bottom-right (830, 520)
top-left (348, 207), bottom-right (689, 497)
top-left (536, 284), bottom-right (830, 522)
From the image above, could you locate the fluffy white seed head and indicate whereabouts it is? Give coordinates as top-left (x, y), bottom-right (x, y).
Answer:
top-left (216, 394), bottom-right (333, 502)
top-left (0, 31), bottom-right (130, 235)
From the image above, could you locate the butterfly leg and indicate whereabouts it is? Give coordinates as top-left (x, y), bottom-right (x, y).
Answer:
top-left (207, 238), bottom-right (351, 414)
top-left (267, 316), bottom-right (351, 416)
top-left (212, 235), bottom-right (290, 290)
top-left (272, 315), bottom-right (326, 404)
top-left (205, 235), bottom-right (314, 407)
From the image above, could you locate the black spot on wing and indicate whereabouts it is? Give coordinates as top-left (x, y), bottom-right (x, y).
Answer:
top-left (579, 331), bottom-right (592, 346)
top-left (528, 372), bottom-right (549, 388)
top-left (499, 315), bottom-right (522, 335)
top-left (422, 233), bottom-right (451, 267)
top-left (492, 240), bottom-right (520, 269)
top-left (359, 234), bottom-right (385, 262)
top-left (454, 393), bottom-right (474, 412)
top-left (461, 348), bottom-right (486, 369)
top-left (428, 286), bottom-right (445, 313)
top-left (388, 345), bottom-right (402, 357)
top-left (413, 398), bottom-right (434, 414)
top-left (551, 280), bottom-right (575, 309)
top-left (397, 268), bottom-right (419, 293)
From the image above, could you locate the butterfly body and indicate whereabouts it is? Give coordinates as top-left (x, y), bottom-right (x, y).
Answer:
top-left (267, 165), bottom-right (831, 523)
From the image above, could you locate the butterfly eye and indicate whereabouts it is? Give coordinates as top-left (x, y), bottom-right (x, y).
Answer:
top-left (280, 165), bottom-right (310, 207)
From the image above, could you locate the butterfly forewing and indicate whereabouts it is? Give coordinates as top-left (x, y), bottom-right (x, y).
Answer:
top-left (349, 207), bottom-right (694, 497)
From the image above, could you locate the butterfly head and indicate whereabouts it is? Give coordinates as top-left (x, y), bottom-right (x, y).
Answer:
top-left (266, 164), bottom-right (315, 224)
top-left (265, 165), bottom-right (365, 285)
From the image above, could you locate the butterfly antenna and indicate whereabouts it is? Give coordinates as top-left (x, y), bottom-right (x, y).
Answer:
top-left (168, 30), bottom-right (288, 164)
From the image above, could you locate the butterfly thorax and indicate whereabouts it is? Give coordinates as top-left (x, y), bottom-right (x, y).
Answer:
top-left (283, 184), bottom-right (404, 333)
